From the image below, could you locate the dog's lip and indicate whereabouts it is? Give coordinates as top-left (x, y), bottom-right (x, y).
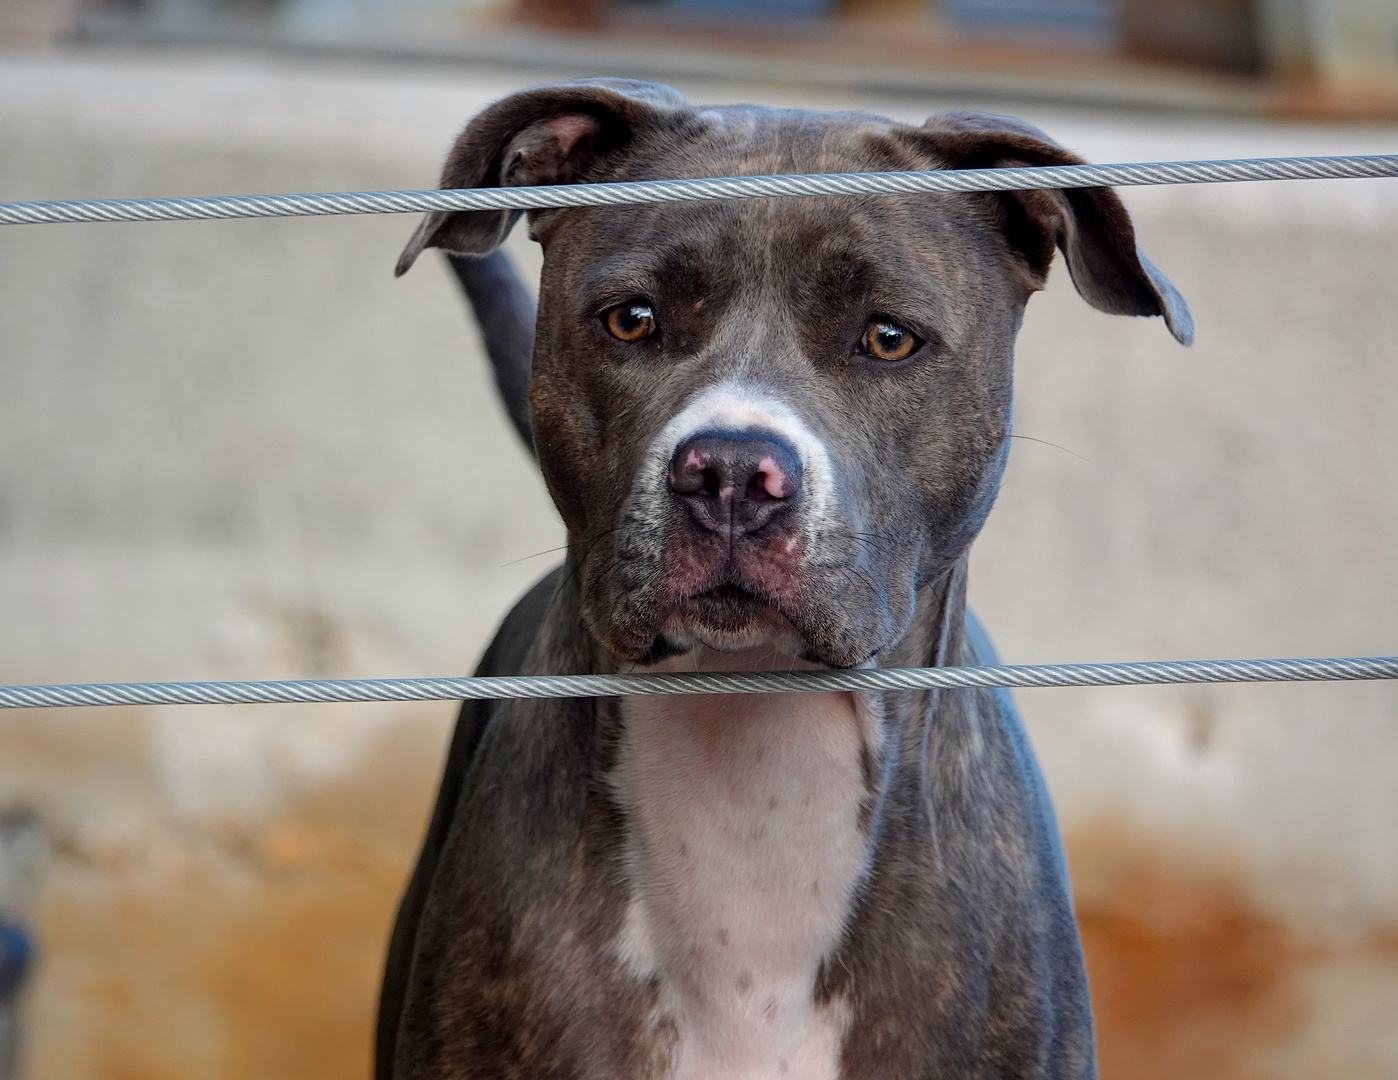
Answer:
top-left (657, 580), bottom-right (805, 657)
top-left (675, 580), bottom-right (789, 622)
top-left (691, 582), bottom-right (770, 606)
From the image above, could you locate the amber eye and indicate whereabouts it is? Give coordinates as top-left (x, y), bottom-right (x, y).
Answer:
top-left (603, 302), bottom-right (657, 342)
top-left (861, 319), bottom-right (919, 361)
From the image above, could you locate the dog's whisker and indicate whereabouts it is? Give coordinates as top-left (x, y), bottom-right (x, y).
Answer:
top-left (1010, 433), bottom-right (1096, 466)
top-left (499, 545), bottom-right (569, 568)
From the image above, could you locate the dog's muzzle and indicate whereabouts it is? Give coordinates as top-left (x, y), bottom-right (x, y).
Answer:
top-left (599, 384), bottom-right (856, 661)
top-left (652, 427), bottom-right (813, 653)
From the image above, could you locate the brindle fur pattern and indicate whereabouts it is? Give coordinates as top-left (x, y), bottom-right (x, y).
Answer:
top-left (379, 79), bottom-right (1191, 1080)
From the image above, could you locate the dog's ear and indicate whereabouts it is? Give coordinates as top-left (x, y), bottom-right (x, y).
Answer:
top-left (902, 110), bottom-right (1192, 345)
top-left (395, 79), bottom-right (689, 277)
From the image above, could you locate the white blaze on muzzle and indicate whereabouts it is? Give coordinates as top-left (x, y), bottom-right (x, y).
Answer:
top-left (634, 381), bottom-right (837, 537)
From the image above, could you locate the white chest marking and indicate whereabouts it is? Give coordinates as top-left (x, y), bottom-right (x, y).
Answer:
top-left (613, 669), bottom-right (869, 1080)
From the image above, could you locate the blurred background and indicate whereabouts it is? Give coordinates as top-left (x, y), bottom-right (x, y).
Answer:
top-left (0, 1), bottom-right (1396, 1078)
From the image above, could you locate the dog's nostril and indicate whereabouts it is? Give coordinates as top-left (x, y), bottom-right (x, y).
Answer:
top-left (668, 433), bottom-right (803, 525)
top-left (748, 471), bottom-right (779, 503)
top-left (749, 456), bottom-right (798, 501)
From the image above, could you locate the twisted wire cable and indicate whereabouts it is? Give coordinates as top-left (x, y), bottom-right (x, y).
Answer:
top-left (1, 656), bottom-right (1395, 709)
top-left (4, 153), bottom-right (1396, 709)
top-left (2, 155), bottom-right (1396, 226)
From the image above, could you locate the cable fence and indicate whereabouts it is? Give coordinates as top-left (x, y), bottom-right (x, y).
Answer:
top-left (0, 151), bottom-right (1394, 706)
top-left (1, 657), bottom-right (1397, 710)
top-left (1, 155), bottom-right (1396, 227)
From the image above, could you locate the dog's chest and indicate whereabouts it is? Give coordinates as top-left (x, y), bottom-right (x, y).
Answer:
top-left (612, 688), bottom-right (868, 1080)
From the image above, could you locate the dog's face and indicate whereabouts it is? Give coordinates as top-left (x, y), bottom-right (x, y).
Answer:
top-left (401, 80), bottom-right (1190, 668)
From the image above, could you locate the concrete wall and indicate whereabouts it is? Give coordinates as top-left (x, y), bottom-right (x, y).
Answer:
top-left (0, 47), bottom-right (1395, 1080)
top-left (1257, 0), bottom-right (1398, 89)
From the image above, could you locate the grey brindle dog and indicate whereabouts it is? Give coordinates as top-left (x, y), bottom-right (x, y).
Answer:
top-left (378, 79), bottom-right (1191, 1080)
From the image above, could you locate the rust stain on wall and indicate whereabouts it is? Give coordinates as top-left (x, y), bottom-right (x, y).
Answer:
top-left (27, 709), bottom-right (449, 1080)
top-left (1067, 824), bottom-right (1322, 1080)
top-left (1363, 922), bottom-right (1398, 963)
top-left (15, 729), bottom-right (1398, 1080)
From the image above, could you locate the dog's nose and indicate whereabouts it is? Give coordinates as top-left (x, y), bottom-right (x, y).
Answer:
top-left (668, 432), bottom-right (802, 534)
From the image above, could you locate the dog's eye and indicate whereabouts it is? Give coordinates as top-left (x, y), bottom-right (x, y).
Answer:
top-left (603, 302), bottom-right (657, 343)
top-left (860, 319), bottom-right (920, 362)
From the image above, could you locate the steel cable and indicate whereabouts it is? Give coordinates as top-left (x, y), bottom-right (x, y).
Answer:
top-left (1, 155), bottom-right (1396, 226)
top-left (1, 656), bottom-right (1395, 709)
top-left (3, 151), bottom-right (1396, 708)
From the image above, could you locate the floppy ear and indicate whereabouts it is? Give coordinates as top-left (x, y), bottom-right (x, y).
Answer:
top-left (395, 79), bottom-right (689, 277)
top-left (904, 110), bottom-right (1193, 345)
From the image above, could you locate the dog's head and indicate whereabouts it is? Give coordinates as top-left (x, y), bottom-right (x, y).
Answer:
top-left (400, 80), bottom-right (1191, 668)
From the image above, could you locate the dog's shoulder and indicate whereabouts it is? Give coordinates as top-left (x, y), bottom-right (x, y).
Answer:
top-left (447, 563), bottom-right (566, 780)
top-left (965, 611), bottom-right (1094, 1076)
top-left (963, 608), bottom-right (1071, 882)
top-left (375, 566), bottom-right (562, 1080)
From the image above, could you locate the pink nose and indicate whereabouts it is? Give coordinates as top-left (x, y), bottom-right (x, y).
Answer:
top-left (668, 432), bottom-right (802, 534)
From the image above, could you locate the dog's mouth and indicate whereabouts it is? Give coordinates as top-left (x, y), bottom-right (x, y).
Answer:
top-left (658, 581), bottom-right (803, 655)
top-left (690, 582), bottom-right (771, 625)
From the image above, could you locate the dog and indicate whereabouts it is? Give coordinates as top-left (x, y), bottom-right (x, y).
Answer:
top-left (377, 78), bottom-right (1192, 1080)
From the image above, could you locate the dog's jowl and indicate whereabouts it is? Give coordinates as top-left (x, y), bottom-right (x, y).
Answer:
top-left (380, 80), bottom-right (1191, 1080)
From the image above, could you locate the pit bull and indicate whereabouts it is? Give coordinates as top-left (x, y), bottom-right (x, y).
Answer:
top-left (377, 78), bottom-right (1192, 1080)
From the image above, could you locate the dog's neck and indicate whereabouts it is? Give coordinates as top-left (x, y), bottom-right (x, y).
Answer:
top-left (598, 562), bottom-right (968, 1080)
